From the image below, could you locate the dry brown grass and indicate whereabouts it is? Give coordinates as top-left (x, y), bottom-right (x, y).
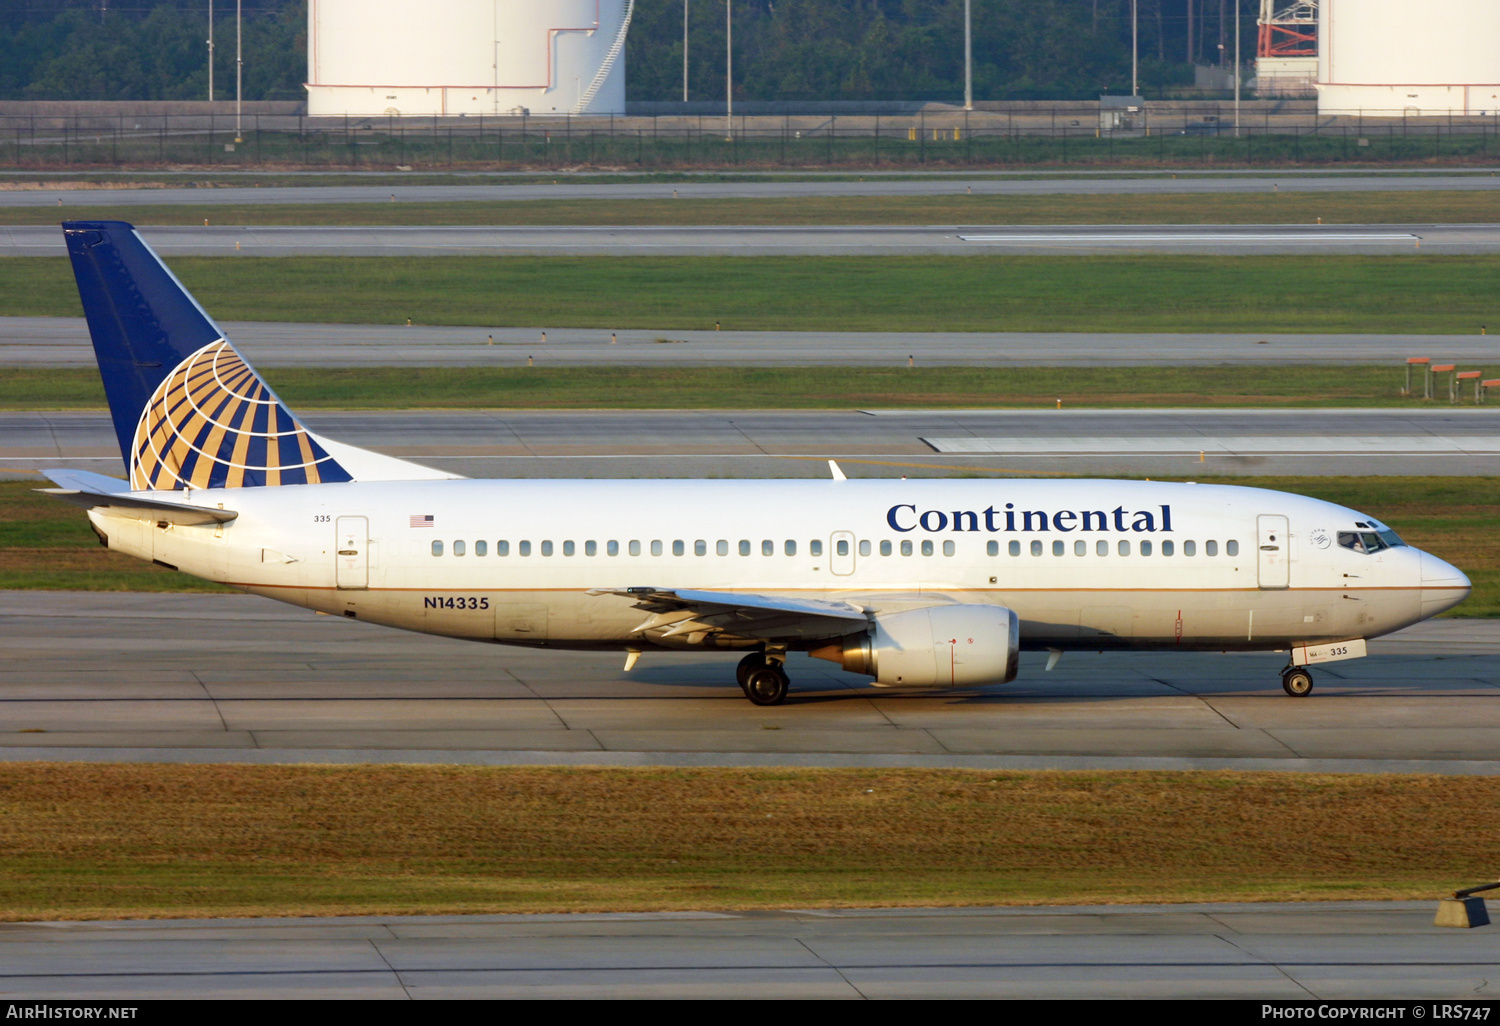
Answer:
top-left (0, 764), bottom-right (1494, 920)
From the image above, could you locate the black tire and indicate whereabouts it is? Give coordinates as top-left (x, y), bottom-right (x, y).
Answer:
top-left (1282, 668), bottom-right (1314, 697)
top-left (744, 665), bottom-right (789, 706)
top-left (736, 652), bottom-right (767, 688)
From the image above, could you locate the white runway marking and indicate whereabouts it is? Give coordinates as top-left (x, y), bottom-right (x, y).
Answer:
top-left (924, 435), bottom-right (1500, 455)
top-left (959, 232), bottom-right (1420, 243)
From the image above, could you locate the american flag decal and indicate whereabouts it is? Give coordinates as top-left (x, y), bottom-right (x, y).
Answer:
top-left (409, 515), bottom-right (434, 528)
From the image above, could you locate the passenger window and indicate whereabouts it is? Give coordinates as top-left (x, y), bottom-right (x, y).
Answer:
top-left (497, 540), bottom-right (509, 557)
top-left (695, 540), bottom-right (707, 556)
top-left (1118, 539), bottom-right (1130, 556)
top-left (1031, 540), bottom-right (1043, 556)
top-left (1161, 540), bottom-right (1175, 556)
top-left (786, 540), bottom-right (797, 556)
top-left (475, 540), bottom-right (487, 557)
top-left (431, 540), bottom-right (443, 556)
top-left (563, 541), bottom-right (575, 556)
top-left (672, 540), bottom-right (684, 556)
top-left (541, 541), bottom-right (553, 556)
top-left (900, 540), bottom-right (913, 556)
top-left (629, 540), bottom-right (641, 556)
top-left (810, 540), bottom-right (824, 557)
top-left (880, 540), bottom-right (893, 556)
top-left (585, 540), bottom-right (597, 556)
top-left (836, 539), bottom-right (849, 557)
top-left (1141, 540), bottom-right (1152, 556)
top-left (1205, 540), bottom-right (1218, 557)
top-left (607, 540), bottom-right (618, 556)
top-left (1074, 540), bottom-right (1086, 556)
top-left (739, 540), bottom-right (751, 556)
top-left (1052, 540), bottom-right (1065, 556)
top-left (716, 540), bottom-right (728, 556)
top-left (943, 540), bottom-right (955, 557)
top-left (1096, 540), bottom-right (1108, 556)
top-left (1226, 540), bottom-right (1239, 557)
top-left (987, 541), bottom-right (999, 557)
top-left (858, 540), bottom-right (871, 557)
top-left (1184, 540), bottom-right (1196, 557)
top-left (920, 540), bottom-right (933, 556)
top-left (762, 540), bottom-right (774, 556)
top-left (519, 541), bottom-right (531, 556)
top-left (651, 540), bottom-right (663, 556)
top-left (1009, 540), bottom-right (1021, 556)
top-left (453, 540), bottom-right (466, 556)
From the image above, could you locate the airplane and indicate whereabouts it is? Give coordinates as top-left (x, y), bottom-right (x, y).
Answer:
top-left (41, 220), bottom-right (1471, 706)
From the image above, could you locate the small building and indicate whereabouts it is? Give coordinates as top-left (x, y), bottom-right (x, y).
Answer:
top-left (1099, 95), bottom-right (1146, 132)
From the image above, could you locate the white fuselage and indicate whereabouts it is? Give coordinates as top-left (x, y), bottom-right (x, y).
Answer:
top-left (90, 478), bottom-right (1471, 657)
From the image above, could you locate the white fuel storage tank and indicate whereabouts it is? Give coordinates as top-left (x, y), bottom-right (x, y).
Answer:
top-left (307, 0), bottom-right (633, 117)
top-left (1318, 0), bottom-right (1500, 115)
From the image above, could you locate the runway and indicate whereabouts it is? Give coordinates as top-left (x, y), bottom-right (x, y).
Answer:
top-left (3, 173), bottom-right (1498, 208)
top-left (1, 902), bottom-right (1491, 999)
top-left (5, 409), bottom-right (1497, 480)
top-left (1, 592), bottom-right (1496, 772)
top-left (2, 223), bottom-right (1475, 256)
top-left (6, 316), bottom-right (1496, 368)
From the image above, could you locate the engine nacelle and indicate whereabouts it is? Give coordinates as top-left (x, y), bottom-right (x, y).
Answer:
top-left (812, 604), bottom-right (1020, 687)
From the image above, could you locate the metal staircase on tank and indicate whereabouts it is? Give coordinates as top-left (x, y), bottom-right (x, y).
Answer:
top-left (572, 0), bottom-right (634, 115)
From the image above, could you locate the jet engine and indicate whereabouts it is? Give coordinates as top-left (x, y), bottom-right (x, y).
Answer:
top-left (812, 604), bottom-right (1020, 687)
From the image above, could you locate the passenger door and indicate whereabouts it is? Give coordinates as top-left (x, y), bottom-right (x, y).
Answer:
top-left (334, 516), bottom-right (368, 590)
top-left (1257, 514), bottom-right (1290, 590)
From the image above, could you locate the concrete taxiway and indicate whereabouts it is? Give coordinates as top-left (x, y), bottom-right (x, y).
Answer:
top-left (1, 592), bottom-right (1496, 772)
top-left (1, 902), bottom-right (1491, 999)
top-left (5, 317), bottom-right (1495, 368)
top-left (2, 173), bottom-right (1498, 209)
top-left (2, 223), bottom-right (1482, 256)
top-left (4, 408), bottom-right (1496, 481)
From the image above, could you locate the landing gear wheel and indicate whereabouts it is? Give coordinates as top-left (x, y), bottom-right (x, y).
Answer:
top-left (744, 664), bottom-right (789, 706)
top-left (1282, 667), bottom-right (1314, 697)
top-left (736, 652), bottom-right (768, 689)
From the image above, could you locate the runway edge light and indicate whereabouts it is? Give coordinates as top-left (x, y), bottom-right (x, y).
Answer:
top-left (1434, 881), bottom-right (1497, 928)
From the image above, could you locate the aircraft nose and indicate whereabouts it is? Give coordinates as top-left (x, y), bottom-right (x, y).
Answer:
top-left (1419, 550), bottom-right (1471, 618)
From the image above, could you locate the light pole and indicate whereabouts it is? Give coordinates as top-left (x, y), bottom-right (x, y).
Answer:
top-left (1131, 0), bottom-right (1138, 97)
top-left (963, 0), bottom-right (972, 112)
top-left (725, 0), bottom-right (732, 140)
top-left (1233, 0), bottom-right (1241, 137)
top-left (207, 1), bottom-right (214, 102)
top-left (234, 0), bottom-right (242, 143)
top-left (683, 0), bottom-right (689, 102)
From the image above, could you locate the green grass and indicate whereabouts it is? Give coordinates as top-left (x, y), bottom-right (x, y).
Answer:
top-left (5, 254), bottom-right (1500, 334)
top-left (5, 365), bottom-right (1497, 411)
top-left (1, 764), bottom-right (1495, 920)
top-left (4, 477), bottom-right (1494, 613)
top-left (6, 190), bottom-right (1500, 227)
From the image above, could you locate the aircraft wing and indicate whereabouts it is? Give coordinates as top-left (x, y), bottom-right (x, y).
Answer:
top-left (39, 469), bottom-right (237, 526)
top-left (592, 587), bottom-right (869, 643)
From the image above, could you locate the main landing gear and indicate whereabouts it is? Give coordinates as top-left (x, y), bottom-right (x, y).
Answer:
top-left (737, 652), bottom-right (790, 706)
top-left (1281, 666), bottom-right (1314, 697)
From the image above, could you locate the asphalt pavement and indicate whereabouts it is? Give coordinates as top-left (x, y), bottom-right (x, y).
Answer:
top-left (1, 592), bottom-right (1496, 772)
top-left (4, 222), bottom-right (1483, 256)
top-left (1, 902), bottom-right (1490, 999)
top-left (5, 316), bottom-right (1498, 368)
top-left (2, 173), bottom-right (1498, 208)
top-left (5, 408), bottom-right (1496, 480)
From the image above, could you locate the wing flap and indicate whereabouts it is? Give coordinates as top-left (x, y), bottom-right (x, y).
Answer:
top-left (592, 587), bottom-right (869, 644)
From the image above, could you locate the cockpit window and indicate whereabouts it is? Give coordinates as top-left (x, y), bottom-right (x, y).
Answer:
top-left (1339, 530), bottom-right (1393, 554)
top-left (1376, 528), bottom-right (1406, 548)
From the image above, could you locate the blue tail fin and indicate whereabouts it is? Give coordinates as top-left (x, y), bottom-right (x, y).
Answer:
top-left (63, 221), bottom-right (351, 491)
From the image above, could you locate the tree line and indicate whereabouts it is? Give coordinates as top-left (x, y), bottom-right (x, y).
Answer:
top-left (0, 1), bottom-right (1253, 103)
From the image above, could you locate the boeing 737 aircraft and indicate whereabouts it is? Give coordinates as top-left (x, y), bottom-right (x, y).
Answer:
top-left (44, 221), bottom-right (1471, 705)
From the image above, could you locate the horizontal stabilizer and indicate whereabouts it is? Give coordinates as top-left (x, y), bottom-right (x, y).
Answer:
top-left (40, 469), bottom-right (236, 525)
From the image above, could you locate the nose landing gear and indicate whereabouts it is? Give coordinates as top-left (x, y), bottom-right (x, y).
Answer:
top-left (1282, 666), bottom-right (1314, 697)
top-left (736, 651), bottom-right (790, 706)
